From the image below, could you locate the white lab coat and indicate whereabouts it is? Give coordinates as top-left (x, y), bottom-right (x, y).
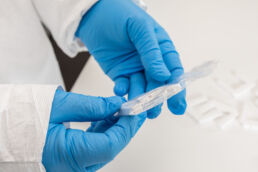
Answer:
top-left (0, 0), bottom-right (98, 171)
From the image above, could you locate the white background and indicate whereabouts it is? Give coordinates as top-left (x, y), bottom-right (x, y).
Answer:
top-left (72, 0), bottom-right (258, 171)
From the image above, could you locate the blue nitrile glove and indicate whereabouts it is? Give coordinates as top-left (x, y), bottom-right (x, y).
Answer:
top-left (86, 72), bottom-right (146, 171)
top-left (42, 88), bottom-right (146, 172)
top-left (76, 0), bottom-right (187, 119)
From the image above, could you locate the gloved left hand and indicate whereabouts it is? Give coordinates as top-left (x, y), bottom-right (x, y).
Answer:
top-left (42, 88), bottom-right (146, 172)
top-left (76, 0), bottom-right (187, 119)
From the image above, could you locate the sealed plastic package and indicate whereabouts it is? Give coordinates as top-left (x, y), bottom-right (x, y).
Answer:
top-left (118, 61), bottom-right (217, 116)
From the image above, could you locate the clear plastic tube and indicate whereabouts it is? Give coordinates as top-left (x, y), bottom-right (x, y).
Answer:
top-left (118, 61), bottom-right (217, 116)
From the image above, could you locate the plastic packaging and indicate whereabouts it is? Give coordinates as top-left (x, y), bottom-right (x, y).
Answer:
top-left (187, 92), bottom-right (238, 128)
top-left (239, 101), bottom-right (258, 131)
top-left (118, 61), bottom-right (217, 116)
top-left (213, 70), bottom-right (254, 98)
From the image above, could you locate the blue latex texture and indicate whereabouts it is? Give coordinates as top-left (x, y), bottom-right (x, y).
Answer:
top-left (42, 87), bottom-right (146, 172)
top-left (76, 0), bottom-right (187, 118)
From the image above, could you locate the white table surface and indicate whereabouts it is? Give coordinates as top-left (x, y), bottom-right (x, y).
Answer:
top-left (72, 0), bottom-right (258, 171)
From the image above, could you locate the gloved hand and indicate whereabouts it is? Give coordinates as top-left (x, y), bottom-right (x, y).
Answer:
top-left (76, 0), bottom-right (187, 119)
top-left (42, 85), bottom-right (146, 171)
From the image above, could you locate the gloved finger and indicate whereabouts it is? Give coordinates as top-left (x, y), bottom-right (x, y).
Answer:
top-left (167, 88), bottom-right (187, 115)
top-left (128, 72), bottom-right (146, 100)
top-left (156, 26), bottom-right (187, 115)
top-left (104, 113), bottom-right (146, 159)
top-left (145, 74), bottom-right (163, 119)
top-left (128, 17), bottom-right (171, 82)
top-left (50, 89), bottom-right (125, 123)
top-left (167, 68), bottom-right (187, 115)
top-left (156, 26), bottom-right (183, 76)
top-left (87, 117), bottom-right (118, 133)
top-left (86, 122), bottom-right (97, 132)
top-left (114, 76), bottom-right (129, 96)
top-left (166, 68), bottom-right (187, 114)
top-left (70, 114), bottom-right (146, 167)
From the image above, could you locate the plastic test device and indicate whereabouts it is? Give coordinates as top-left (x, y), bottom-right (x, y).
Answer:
top-left (118, 61), bottom-right (217, 116)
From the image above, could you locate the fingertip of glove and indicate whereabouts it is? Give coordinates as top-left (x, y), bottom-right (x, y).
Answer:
top-left (151, 70), bottom-right (171, 82)
top-left (168, 68), bottom-right (184, 83)
top-left (107, 96), bottom-right (127, 111)
top-left (168, 98), bottom-right (187, 115)
top-left (114, 77), bottom-right (129, 96)
top-left (114, 86), bottom-right (128, 96)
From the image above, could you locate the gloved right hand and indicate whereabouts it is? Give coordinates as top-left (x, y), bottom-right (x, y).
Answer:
top-left (42, 87), bottom-right (146, 172)
top-left (76, 0), bottom-right (187, 119)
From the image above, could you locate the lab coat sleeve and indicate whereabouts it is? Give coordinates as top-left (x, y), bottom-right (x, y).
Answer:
top-left (0, 85), bottom-right (58, 172)
top-left (31, 0), bottom-right (99, 57)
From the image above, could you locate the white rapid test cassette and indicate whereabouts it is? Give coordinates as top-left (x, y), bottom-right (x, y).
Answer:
top-left (118, 61), bottom-right (218, 116)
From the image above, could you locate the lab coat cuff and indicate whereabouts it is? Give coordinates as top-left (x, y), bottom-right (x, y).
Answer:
top-left (62, 0), bottom-right (99, 57)
top-left (0, 85), bottom-right (59, 172)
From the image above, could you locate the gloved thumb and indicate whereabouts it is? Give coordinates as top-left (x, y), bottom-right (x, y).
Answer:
top-left (50, 89), bottom-right (125, 123)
